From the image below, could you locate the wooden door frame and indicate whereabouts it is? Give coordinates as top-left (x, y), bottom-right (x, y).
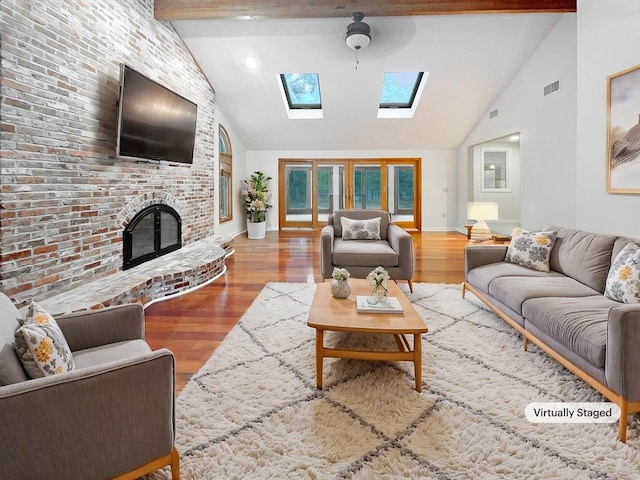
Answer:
top-left (278, 158), bottom-right (421, 230)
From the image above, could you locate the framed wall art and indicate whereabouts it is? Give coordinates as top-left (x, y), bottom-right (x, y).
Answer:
top-left (607, 64), bottom-right (640, 193)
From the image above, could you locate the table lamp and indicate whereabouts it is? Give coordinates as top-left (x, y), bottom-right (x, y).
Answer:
top-left (467, 202), bottom-right (499, 242)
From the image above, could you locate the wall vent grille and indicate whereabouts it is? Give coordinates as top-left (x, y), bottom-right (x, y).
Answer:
top-left (544, 80), bottom-right (560, 96)
top-left (489, 109), bottom-right (498, 119)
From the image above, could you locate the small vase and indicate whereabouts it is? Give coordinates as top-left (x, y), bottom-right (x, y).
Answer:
top-left (330, 279), bottom-right (351, 299)
top-left (372, 284), bottom-right (388, 304)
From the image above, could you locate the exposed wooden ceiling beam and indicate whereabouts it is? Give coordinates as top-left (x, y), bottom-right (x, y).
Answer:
top-left (154, 0), bottom-right (577, 21)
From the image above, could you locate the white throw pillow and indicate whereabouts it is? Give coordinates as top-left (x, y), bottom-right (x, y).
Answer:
top-left (340, 217), bottom-right (381, 240)
top-left (504, 229), bottom-right (558, 272)
top-left (14, 302), bottom-right (75, 378)
top-left (605, 242), bottom-right (640, 303)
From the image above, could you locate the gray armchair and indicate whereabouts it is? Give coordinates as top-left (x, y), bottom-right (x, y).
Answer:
top-left (320, 209), bottom-right (414, 292)
top-left (0, 292), bottom-right (179, 480)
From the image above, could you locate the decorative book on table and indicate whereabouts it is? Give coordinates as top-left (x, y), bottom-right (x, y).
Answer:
top-left (356, 296), bottom-right (404, 313)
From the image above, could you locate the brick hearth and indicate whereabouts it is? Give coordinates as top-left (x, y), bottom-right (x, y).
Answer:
top-left (36, 236), bottom-right (234, 316)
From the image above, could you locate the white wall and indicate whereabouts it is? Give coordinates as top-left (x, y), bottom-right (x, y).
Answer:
top-left (246, 149), bottom-right (458, 232)
top-left (215, 107), bottom-right (249, 238)
top-left (457, 13), bottom-right (578, 232)
top-left (576, 0), bottom-right (640, 238)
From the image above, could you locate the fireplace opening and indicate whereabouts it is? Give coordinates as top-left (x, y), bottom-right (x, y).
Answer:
top-left (123, 204), bottom-right (182, 270)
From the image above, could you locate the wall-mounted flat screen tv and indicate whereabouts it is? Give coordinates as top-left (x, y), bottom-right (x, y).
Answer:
top-left (116, 64), bottom-right (197, 165)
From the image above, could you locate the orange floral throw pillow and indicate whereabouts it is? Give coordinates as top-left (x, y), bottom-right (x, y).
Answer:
top-left (14, 302), bottom-right (75, 378)
top-left (605, 242), bottom-right (640, 304)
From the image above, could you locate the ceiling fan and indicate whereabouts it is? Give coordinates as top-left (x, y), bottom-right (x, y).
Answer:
top-left (345, 12), bottom-right (371, 51)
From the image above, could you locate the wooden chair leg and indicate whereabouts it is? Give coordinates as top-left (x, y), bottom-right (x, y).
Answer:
top-left (523, 336), bottom-right (528, 351)
top-left (619, 400), bottom-right (628, 443)
top-left (408, 279), bottom-right (413, 293)
top-left (461, 281), bottom-right (466, 298)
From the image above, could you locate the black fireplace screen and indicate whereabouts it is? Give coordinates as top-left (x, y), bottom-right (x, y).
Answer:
top-left (123, 204), bottom-right (182, 270)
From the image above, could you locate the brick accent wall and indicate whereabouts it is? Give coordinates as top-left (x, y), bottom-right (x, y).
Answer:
top-left (0, 0), bottom-right (217, 307)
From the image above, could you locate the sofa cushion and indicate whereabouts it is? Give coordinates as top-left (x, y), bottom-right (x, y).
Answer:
top-left (612, 237), bottom-right (640, 261)
top-left (332, 238), bottom-right (398, 267)
top-left (340, 216), bottom-right (381, 240)
top-left (72, 339), bottom-right (151, 369)
top-left (0, 293), bottom-right (29, 385)
top-left (522, 296), bottom-right (619, 368)
top-left (0, 345), bottom-right (28, 386)
top-left (605, 242), bottom-right (640, 303)
top-left (14, 302), bottom-right (75, 378)
top-left (489, 276), bottom-right (600, 315)
top-left (545, 226), bottom-right (618, 293)
top-left (504, 229), bottom-right (557, 272)
top-left (467, 262), bottom-right (565, 295)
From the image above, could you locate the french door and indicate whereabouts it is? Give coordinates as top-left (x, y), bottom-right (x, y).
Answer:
top-left (278, 158), bottom-right (420, 229)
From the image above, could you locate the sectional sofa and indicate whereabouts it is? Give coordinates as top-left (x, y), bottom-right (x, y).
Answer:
top-left (462, 225), bottom-right (640, 442)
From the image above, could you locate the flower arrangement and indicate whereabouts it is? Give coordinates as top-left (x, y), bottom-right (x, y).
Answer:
top-left (331, 267), bottom-right (350, 282)
top-left (242, 171), bottom-right (272, 223)
top-left (367, 266), bottom-right (390, 288)
top-left (330, 267), bottom-right (351, 298)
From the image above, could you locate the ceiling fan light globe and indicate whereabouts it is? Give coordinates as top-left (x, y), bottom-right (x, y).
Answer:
top-left (346, 33), bottom-right (370, 50)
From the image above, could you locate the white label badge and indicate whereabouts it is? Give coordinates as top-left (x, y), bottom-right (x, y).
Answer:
top-left (525, 402), bottom-right (620, 423)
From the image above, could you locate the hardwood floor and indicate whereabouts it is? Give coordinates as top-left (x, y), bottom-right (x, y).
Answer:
top-left (144, 230), bottom-right (469, 392)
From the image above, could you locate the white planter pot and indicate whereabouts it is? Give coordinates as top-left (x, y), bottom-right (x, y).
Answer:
top-left (247, 220), bottom-right (266, 239)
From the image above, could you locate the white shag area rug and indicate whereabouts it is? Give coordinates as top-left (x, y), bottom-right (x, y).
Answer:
top-left (151, 282), bottom-right (640, 479)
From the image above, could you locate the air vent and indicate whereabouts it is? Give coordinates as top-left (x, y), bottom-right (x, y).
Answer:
top-left (489, 109), bottom-right (498, 119)
top-left (544, 80), bottom-right (560, 96)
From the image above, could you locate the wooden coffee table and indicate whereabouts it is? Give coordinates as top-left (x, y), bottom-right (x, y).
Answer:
top-left (307, 279), bottom-right (428, 392)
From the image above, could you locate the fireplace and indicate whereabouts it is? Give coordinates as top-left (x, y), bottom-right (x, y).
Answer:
top-left (123, 204), bottom-right (182, 270)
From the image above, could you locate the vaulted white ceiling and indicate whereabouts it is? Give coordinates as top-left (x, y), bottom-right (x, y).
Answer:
top-left (172, 13), bottom-right (562, 151)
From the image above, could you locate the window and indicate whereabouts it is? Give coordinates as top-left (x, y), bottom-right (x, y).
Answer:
top-left (481, 149), bottom-right (510, 192)
top-left (378, 71), bottom-right (428, 119)
top-left (219, 125), bottom-right (233, 223)
top-left (278, 73), bottom-right (323, 119)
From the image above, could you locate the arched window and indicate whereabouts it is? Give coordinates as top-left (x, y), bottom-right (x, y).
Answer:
top-left (219, 125), bottom-right (232, 223)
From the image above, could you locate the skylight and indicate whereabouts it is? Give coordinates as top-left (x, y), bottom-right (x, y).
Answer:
top-left (279, 73), bottom-right (323, 119)
top-left (378, 71), bottom-right (428, 119)
top-left (280, 73), bottom-right (321, 109)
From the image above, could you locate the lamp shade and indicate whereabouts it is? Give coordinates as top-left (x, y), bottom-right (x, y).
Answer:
top-left (467, 202), bottom-right (499, 221)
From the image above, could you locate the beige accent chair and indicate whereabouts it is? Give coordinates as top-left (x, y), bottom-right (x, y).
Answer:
top-left (0, 292), bottom-right (179, 480)
top-left (321, 209), bottom-right (414, 292)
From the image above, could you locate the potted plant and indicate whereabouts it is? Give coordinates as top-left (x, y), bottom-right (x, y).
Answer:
top-left (242, 171), bottom-right (272, 239)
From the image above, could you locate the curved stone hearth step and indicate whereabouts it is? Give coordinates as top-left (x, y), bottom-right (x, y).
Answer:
top-left (35, 235), bottom-right (234, 316)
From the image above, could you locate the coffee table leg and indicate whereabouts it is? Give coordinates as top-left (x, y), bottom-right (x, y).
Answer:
top-left (316, 328), bottom-right (324, 389)
top-left (414, 333), bottom-right (422, 392)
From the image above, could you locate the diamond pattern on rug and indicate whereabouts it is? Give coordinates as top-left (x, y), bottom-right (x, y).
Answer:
top-left (147, 282), bottom-right (640, 480)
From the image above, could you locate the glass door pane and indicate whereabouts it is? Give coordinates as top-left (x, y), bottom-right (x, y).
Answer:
top-left (317, 164), bottom-right (345, 223)
top-left (278, 157), bottom-right (420, 230)
top-left (353, 165), bottom-right (381, 209)
top-left (388, 165), bottom-right (415, 223)
top-left (284, 164), bottom-right (312, 223)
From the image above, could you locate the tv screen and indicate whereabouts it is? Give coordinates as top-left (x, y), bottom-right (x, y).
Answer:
top-left (116, 64), bottom-right (197, 164)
